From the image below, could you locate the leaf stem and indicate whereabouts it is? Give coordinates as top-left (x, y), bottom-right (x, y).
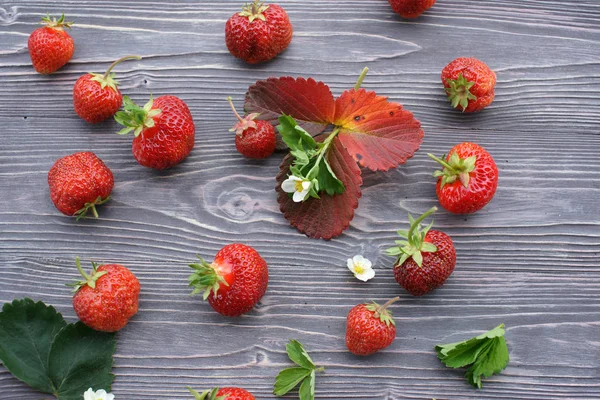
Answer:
top-left (227, 96), bottom-right (244, 123)
top-left (307, 127), bottom-right (341, 177)
top-left (407, 206), bottom-right (437, 245)
top-left (103, 55), bottom-right (142, 80)
top-left (315, 366), bottom-right (325, 372)
top-left (354, 67), bottom-right (369, 90)
top-left (375, 296), bottom-right (400, 317)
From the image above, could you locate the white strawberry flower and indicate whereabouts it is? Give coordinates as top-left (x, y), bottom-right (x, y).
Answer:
top-left (84, 388), bottom-right (115, 400)
top-left (281, 175), bottom-right (313, 203)
top-left (347, 255), bottom-right (375, 282)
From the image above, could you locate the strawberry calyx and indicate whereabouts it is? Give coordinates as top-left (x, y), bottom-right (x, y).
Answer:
top-left (90, 55), bottom-right (142, 91)
top-left (385, 206), bottom-right (438, 268)
top-left (239, 0), bottom-right (270, 23)
top-left (74, 195), bottom-right (111, 221)
top-left (428, 152), bottom-right (476, 189)
top-left (188, 256), bottom-right (230, 300)
top-left (67, 257), bottom-right (108, 292)
top-left (365, 297), bottom-right (400, 327)
top-left (41, 13), bottom-right (73, 30)
top-left (114, 95), bottom-right (162, 137)
top-left (227, 96), bottom-right (259, 137)
top-left (445, 73), bottom-right (477, 111)
top-left (187, 387), bottom-right (228, 400)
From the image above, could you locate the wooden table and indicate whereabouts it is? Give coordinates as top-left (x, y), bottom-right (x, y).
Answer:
top-left (1, 1), bottom-right (599, 399)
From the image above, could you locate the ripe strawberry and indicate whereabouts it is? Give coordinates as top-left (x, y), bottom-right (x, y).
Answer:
top-left (188, 243), bottom-right (268, 317)
top-left (188, 386), bottom-right (255, 400)
top-left (48, 152), bottom-right (113, 220)
top-left (388, 0), bottom-right (436, 18)
top-left (346, 297), bottom-right (399, 356)
top-left (442, 57), bottom-right (496, 112)
top-left (70, 257), bottom-right (140, 332)
top-left (28, 14), bottom-right (74, 74)
top-left (429, 143), bottom-right (499, 214)
top-left (115, 95), bottom-right (195, 169)
top-left (386, 207), bottom-right (456, 296)
top-left (73, 55), bottom-right (141, 124)
top-left (227, 97), bottom-right (276, 158)
top-left (225, 0), bottom-right (293, 64)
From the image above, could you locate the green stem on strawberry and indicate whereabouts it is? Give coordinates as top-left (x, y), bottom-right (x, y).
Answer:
top-left (386, 206), bottom-right (438, 268)
top-left (407, 206), bottom-right (437, 244)
top-left (354, 67), bottom-right (369, 91)
top-left (102, 55), bottom-right (142, 81)
top-left (240, 0), bottom-right (269, 23)
top-left (41, 13), bottom-right (73, 30)
top-left (74, 195), bottom-right (110, 221)
top-left (428, 152), bottom-right (476, 188)
top-left (374, 296), bottom-right (400, 319)
top-left (69, 257), bottom-right (107, 292)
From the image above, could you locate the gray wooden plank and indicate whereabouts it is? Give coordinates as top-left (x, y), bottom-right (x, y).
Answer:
top-left (1, 0), bottom-right (599, 399)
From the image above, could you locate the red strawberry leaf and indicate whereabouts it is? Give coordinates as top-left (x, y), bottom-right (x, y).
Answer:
top-left (333, 89), bottom-right (424, 171)
top-left (244, 77), bottom-right (336, 136)
top-left (276, 135), bottom-right (362, 239)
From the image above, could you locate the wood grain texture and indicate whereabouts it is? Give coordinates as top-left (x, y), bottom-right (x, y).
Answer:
top-left (1, 0), bottom-right (599, 399)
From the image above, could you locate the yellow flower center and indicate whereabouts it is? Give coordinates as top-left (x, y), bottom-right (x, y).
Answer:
top-left (353, 264), bottom-right (365, 274)
top-left (295, 180), bottom-right (305, 192)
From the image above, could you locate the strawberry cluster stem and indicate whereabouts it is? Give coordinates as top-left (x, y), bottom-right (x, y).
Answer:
top-left (75, 257), bottom-right (91, 281)
top-left (103, 55), bottom-right (142, 80)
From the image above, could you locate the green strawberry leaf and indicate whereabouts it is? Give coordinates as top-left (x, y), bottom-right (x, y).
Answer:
top-left (315, 157), bottom-right (345, 196)
top-left (278, 115), bottom-right (318, 153)
top-left (274, 340), bottom-right (324, 398)
top-left (0, 299), bottom-right (66, 393)
top-left (48, 322), bottom-right (116, 399)
top-left (298, 370), bottom-right (316, 400)
top-left (286, 340), bottom-right (315, 369)
top-left (436, 324), bottom-right (509, 389)
top-left (273, 367), bottom-right (311, 396)
top-left (0, 299), bottom-right (117, 399)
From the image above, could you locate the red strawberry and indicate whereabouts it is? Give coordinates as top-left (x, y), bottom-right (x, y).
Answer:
top-left (48, 152), bottom-right (113, 220)
top-left (346, 297), bottom-right (399, 356)
top-left (188, 386), bottom-right (255, 400)
top-left (227, 97), bottom-right (276, 158)
top-left (225, 0), bottom-right (293, 64)
top-left (429, 142), bottom-right (499, 214)
top-left (442, 57), bottom-right (496, 112)
top-left (388, 0), bottom-right (436, 18)
top-left (70, 257), bottom-right (140, 332)
top-left (387, 207), bottom-right (456, 296)
top-left (114, 95), bottom-right (195, 169)
top-left (73, 55), bottom-right (141, 123)
top-left (188, 244), bottom-right (268, 317)
top-left (28, 14), bottom-right (74, 74)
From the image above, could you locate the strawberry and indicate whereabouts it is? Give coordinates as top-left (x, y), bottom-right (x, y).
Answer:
top-left (388, 0), bottom-right (436, 18)
top-left (115, 95), bottom-right (195, 169)
top-left (28, 14), bottom-right (74, 74)
top-left (227, 97), bottom-right (276, 158)
top-left (386, 207), bottom-right (456, 296)
top-left (48, 152), bottom-right (113, 220)
top-left (70, 257), bottom-right (140, 332)
top-left (73, 55), bottom-right (141, 124)
top-left (428, 142), bottom-right (499, 214)
top-left (188, 386), bottom-right (255, 400)
top-left (188, 244), bottom-right (268, 317)
top-left (442, 57), bottom-right (496, 112)
top-left (225, 0), bottom-right (293, 64)
top-left (346, 297), bottom-right (399, 356)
